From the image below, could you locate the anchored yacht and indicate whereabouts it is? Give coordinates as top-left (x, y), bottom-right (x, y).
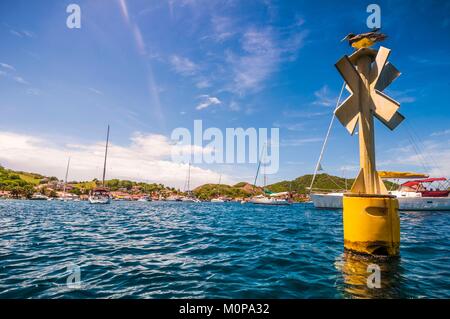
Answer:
top-left (88, 125), bottom-right (111, 204)
top-left (311, 174), bottom-right (450, 211)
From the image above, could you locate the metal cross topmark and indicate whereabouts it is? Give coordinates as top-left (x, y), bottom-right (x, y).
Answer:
top-left (334, 46), bottom-right (404, 135)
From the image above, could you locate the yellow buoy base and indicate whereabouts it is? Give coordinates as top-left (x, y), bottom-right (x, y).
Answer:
top-left (343, 194), bottom-right (400, 256)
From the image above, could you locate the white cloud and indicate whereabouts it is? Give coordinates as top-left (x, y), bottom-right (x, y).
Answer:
top-left (22, 30), bottom-right (34, 38)
top-left (0, 63), bottom-right (15, 71)
top-left (118, 0), bottom-right (130, 23)
top-left (210, 16), bottom-right (235, 42)
top-left (313, 85), bottom-right (337, 107)
top-left (386, 89), bottom-right (416, 104)
top-left (229, 100), bottom-right (240, 112)
top-left (13, 76), bottom-right (28, 85)
top-left (10, 30), bottom-right (23, 37)
top-left (431, 129), bottom-right (450, 137)
top-left (273, 121), bottom-right (305, 131)
top-left (339, 164), bottom-right (360, 172)
top-left (195, 78), bottom-right (211, 89)
top-left (170, 55), bottom-right (198, 76)
top-left (380, 139), bottom-right (450, 177)
top-left (9, 29), bottom-right (33, 38)
top-left (26, 88), bottom-right (41, 96)
top-left (281, 137), bottom-right (323, 146)
top-left (227, 29), bottom-right (278, 93)
top-left (0, 130), bottom-right (224, 189)
top-left (88, 87), bottom-right (103, 95)
top-left (282, 110), bottom-right (329, 118)
top-left (227, 27), bottom-right (306, 94)
top-left (195, 95), bottom-right (221, 110)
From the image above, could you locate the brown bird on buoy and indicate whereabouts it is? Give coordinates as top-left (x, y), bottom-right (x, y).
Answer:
top-left (341, 28), bottom-right (387, 49)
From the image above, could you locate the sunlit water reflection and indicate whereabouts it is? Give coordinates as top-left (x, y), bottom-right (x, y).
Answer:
top-left (0, 200), bottom-right (449, 298)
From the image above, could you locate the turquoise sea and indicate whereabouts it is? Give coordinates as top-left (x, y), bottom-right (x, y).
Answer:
top-left (0, 200), bottom-right (449, 298)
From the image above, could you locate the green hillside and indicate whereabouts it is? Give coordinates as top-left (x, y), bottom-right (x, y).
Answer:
top-left (0, 165), bottom-right (38, 198)
top-left (16, 172), bottom-right (45, 185)
top-left (0, 163), bottom-right (399, 200)
top-left (267, 173), bottom-right (398, 194)
top-left (193, 182), bottom-right (261, 200)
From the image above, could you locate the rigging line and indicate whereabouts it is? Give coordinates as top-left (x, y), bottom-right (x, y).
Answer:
top-left (325, 173), bottom-right (346, 190)
top-left (407, 122), bottom-right (430, 169)
top-left (402, 120), bottom-right (429, 172)
top-left (102, 125), bottom-right (110, 186)
top-left (405, 123), bottom-right (431, 173)
top-left (407, 133), bottom-right (428, 172)
top-left (309, 81), bottom-right (346, 193)
top-left (408, 120), bottom-right (445, 177)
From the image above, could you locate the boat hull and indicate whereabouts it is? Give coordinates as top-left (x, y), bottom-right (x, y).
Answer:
top-left (311, 193), bottom-right (450, 211)
top-left (310, 193), bottom-right (343, 209)
top-left (249, 198), bottom-right (291, 206)
top-left (397, 197), bottom-right (450, 211)
top-left (88, 197), bottom-right (110, 204)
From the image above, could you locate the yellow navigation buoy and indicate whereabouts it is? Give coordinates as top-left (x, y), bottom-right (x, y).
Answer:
top-left (334, 46), bottom-right (403, 256)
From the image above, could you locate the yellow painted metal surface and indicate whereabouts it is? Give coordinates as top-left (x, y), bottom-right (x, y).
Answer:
top-left (378, 171), bottom-right (429, 179)
top-left (343, 194), bottom-right (400, 256)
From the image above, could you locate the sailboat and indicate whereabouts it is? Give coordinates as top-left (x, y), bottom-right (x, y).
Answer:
top-left (89, 125), bottom-right (111, 204)
top-left (249, 143), bottom-right (292, 206)
top-left (211, 174), bottom-right (225, 202)
top-left (59, 157), bottom-right (72, 201)
top-left (181, 163), bottom-right (200, 202)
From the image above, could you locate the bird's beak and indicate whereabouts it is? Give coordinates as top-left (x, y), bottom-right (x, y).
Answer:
top-left (340, 36), bottom-right (348, 42)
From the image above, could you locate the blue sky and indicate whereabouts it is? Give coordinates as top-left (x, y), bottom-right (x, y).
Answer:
top-left (0, 0), bottom-right (449, 188)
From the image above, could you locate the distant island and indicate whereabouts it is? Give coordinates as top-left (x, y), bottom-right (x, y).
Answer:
top-left (0, 164), bottom-right (398, 202)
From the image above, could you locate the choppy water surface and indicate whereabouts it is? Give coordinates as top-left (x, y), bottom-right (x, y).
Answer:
top-left (0, 200), bottom-right (449, 298)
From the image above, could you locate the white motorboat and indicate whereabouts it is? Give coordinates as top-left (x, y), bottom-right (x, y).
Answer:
top-left (88, 188), bottom-right (111, 204)
top-left (249, 194), bottom-right (292, 206)
top-left (88, 197), bottom-right (110, 204)
top-left (311, 176), bottom-right (450, 211)
top-left (165, 196), bottom-right (181, 202)
top-left (310, 192), bottom-right (344, 209)
top-left (181, 197), bottom-right (201, 203)
top-left (30, 194), bottom-right (49, 200)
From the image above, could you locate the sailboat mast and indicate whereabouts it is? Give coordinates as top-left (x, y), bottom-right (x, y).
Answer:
top-left (263, 162), bottom-right (267, 188)
top-left (102, 125), bottom-right (110, 187)
top-left (217, 174), bottom-right (222, 197)
top-left (63, 157), bottom-right (71, 197)
top-left (253, 142), bottom-right (266, 189)
top-left (187, 163), bottom-right (191, 192)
